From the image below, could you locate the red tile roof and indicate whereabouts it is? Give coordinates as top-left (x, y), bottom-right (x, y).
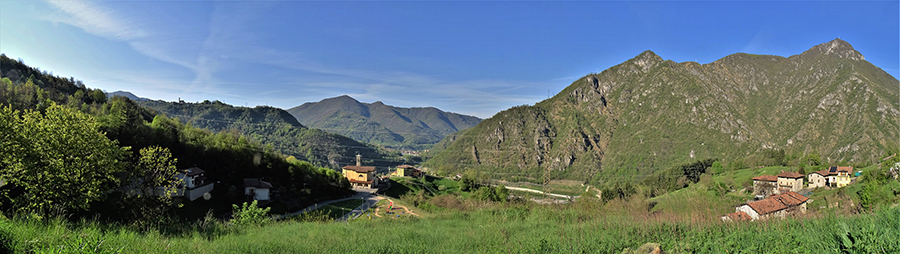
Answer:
top-left (747, 191), bottom-right (809, 215)
top-left (775, 191), bottom-right (809, 206)
top-left (836, 166), bottom-right (852, 173)
top-left (777, 171), bottom-right (804, 179)
top-left (751, 175), bottom-right (778, 182)
top-left (343, 166), bottom-right (376, 173)
top-left (397, 165), bottom-right (417, 169)
top-left (724, 211), bottom-right (752, 221)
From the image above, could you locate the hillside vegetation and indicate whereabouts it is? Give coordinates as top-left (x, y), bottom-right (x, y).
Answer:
top-left (287, 95), bottom-right (481, 150)
top-left (0, 55), bottom-right (352, 221)
top-left (139, 100), bottom-right (403, 169)
top-left (425, 39), bottom-right (900, 185)
top-left (3, 197), bottom-right (898, 253)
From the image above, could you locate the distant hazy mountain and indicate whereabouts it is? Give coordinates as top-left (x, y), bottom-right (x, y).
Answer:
top-left (139, 99), bottom-right (402, 168)
top-left (287, 95), bottom-right (482, 150)
top-left (106, 90), bottom-right (149, 101)
top-left (425, 39), bottom-right (899, 183)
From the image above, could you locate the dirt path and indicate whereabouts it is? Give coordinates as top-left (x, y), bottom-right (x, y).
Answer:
top-left (373, 204), bottom-right (419, 218)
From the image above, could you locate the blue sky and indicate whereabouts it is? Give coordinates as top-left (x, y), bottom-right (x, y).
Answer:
top-left (1, 1), bottom-right (897, 118)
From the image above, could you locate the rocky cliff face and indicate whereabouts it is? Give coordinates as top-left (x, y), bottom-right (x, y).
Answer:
top-left (426, 39), bottom-right (900, 183)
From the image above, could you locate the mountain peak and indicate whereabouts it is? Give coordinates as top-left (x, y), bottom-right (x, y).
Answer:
top-left (324, 95), bottom-right (362, 104)
top-left (106, 90), bottom-right (149, 101)
top-left (636, 50), bottom-right (662, 60)
top-left (629, 50), bottom-right (663, 71)
top-left (803, 38), bottom-right (864, 61)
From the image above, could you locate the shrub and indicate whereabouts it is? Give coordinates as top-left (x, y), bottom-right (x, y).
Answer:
top-left (230, 200), bottom-right (271, 226)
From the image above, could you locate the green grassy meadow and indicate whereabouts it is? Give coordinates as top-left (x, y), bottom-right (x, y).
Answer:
top-left (2, 201), bottom-right (898, 253)
top-left (4, 166), bottom-right (899, 253)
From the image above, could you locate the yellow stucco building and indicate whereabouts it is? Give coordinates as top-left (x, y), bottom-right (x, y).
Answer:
top-left (342, 154), bottom-right (378, 188)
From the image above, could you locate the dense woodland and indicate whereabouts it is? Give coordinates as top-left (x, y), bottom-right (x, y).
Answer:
top-left (0, 55), bottom-right (353, 222)
top-left (138, 100), bottom-right (405, 170)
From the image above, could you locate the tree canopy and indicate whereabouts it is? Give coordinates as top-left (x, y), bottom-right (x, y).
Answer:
top-left (0, 104), bottom-right (127, 213)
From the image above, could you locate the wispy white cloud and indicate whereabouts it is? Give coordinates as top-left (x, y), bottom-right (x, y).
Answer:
top-left (39, 0), bottom-right (560, 118)
top-left (40, 0), bottom-right (286, 104)
top-left (43, 0), bottom-right (148, 40)
top-left (257, 51), bottom-right (551, 117)
top-left (43, 0), bottom-right (203, 79)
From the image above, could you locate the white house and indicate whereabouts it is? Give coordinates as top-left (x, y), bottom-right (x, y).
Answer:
top-left (244, 178), bottom-right (273, 201)
top-left (174, 167), bottom-right (214, 201)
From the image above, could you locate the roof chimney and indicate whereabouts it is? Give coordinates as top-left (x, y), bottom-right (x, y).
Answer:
top-left (356, 153), bottom-right (361, 167)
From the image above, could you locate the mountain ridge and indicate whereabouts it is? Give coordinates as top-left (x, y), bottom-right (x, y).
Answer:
top-left (425, 38), bottom-right (899, 184)
top-left (139, 99), bottom-right (403, 169)
top-left (106, 90), bottom-right (150, 101)
top-left (287, 95), bottom-right (482, 150)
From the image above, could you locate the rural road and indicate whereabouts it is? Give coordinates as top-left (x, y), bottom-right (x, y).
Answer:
top-left (276, 187), bottom-right (377, 219)
top-left (503, 186), bottom-right (579, 199)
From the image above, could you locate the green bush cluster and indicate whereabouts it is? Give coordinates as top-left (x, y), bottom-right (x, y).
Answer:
top-left (230, 201), bottom-right (271, 226)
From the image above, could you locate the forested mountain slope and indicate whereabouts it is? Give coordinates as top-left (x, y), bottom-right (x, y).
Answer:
top-left (287, 95), bottom-right (481, 150)
top-left (0, 54), bottom-right (353, 217)
top-left (139, 100), bottom-right (402, 169)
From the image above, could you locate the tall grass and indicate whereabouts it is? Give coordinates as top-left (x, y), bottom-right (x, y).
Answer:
top-left (2, 202), bottom-right (898, 253)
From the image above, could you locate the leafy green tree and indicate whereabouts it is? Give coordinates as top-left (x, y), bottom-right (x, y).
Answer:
top-left (473, 187), bottom-right (501, 202)
top-left (494, 185), bottom-right (509, 202)
top-left (89, 89), bottom-right (106, 104)
top-left (459, 169), bottom-right (487, 192)
top-left (682, 158), bottom-right (716, 184)
top-left (805, 153), bottom-right (822, 166)
top-left (0, 105), bottom-right (128, 213)
top-left (118, 146), bottom-right (181, 223)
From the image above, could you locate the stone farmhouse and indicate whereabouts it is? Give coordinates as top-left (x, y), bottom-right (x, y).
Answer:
top-left (751, 171), bottom-right (803, 199)
top-left (722, 191), bottom-right (809, 221)
top-left (751, 175), bottom-right (778, 197)
top-left (776, 171), bottom-right (804, 192)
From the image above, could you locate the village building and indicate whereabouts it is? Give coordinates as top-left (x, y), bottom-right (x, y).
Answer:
top-left (342, 154), bottom-right (379, 188)
top-left (173, 167), bottom-right (214, 201)
top-left (808, 171), bottom-right (828, 188)
top-left (244, 178), bottom-right (273, 201)
top-left (751, 175), bottom-right (778, 198)
top-left (835, 167), bottom-right (852, 188)
top-left (722, 191), bottom-right (809, 221)
top-left (808, 166), bottom-right (853, 188)
top-left (391, 164), bottom-right (423, 178)
top-left (776, 171), bottom-right (804, 193)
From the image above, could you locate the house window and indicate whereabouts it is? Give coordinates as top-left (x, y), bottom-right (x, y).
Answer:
top-left (358, 174), bottom-right (364, 178)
